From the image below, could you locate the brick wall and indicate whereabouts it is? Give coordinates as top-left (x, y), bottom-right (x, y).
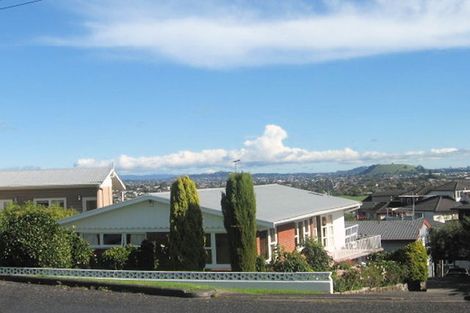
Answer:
top-left (277, 222), bottom-right (296, 252)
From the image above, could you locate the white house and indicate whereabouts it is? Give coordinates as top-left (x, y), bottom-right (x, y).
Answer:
top-left (60, 184), bottom-right (382, 270)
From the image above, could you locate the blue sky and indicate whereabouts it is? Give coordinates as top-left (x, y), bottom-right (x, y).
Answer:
top-left (1, 0), bottom-right (470, 174)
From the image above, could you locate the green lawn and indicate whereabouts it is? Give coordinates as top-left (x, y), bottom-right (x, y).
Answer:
top-left (33, 276), bottom-right (324, 296)
top-left (338, 195), bottom-right (367, 202)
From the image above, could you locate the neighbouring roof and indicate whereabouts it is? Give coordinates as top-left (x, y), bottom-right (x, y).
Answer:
top-left (346, 219), bottom-right (430, 241)
top-left (359, 201), bottom-right (390, 212)
top-left (152, 184), bottom-right (360, 225)
top-left (451, 202), bottom-right (470, 211)
top-left (402, 196), bottom-right (459, 213)
top-left (428, 181), bottom-right (470, 193)
top-left (0, 167), bottom-right (125, 190)
top-left (371, 190), bottom-right (408, 198)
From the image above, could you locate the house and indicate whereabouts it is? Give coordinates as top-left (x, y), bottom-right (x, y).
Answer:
top-left (425, 181), bottom-right (470, 202)
top-left (60, 184), bottom-right (382, 270)
top-left (451, 202), bottom-right (470, 221)
top-left (0, 167), bottom-right (126, 212)
top-left (398, 196), bottom-right (459, 223)
top-left (346, 218), bottom-right (431, 252)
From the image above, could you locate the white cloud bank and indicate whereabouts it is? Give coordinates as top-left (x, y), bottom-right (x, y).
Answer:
top-left (75, 124), bottom-right (468, 172)
top-left (44, 0), bottom-right (470, 68)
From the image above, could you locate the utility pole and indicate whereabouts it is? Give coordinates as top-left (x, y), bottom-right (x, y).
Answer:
top-left (233, 159), bottom-right (241, 173)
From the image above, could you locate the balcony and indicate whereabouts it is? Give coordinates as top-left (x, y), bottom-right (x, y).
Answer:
top-left (329, 224), bottom-right (383, 262)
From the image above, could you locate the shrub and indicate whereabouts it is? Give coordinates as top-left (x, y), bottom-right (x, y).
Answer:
top-left (333, 268), bottom-right (362, 292)
top-left (100, 246), bottom-right (134, 270)
top-left (403, 241), bottom-right (428, 283)
top-left (137, 239), bottom-right (157, 270)
top-left (0, 207), bottom-right (72, 268)
top-left (301, 238), bottom-right (332, 271)
top-left (255, 255), bottom-right (267, 272)
top-left (271, 249), bottom-right (312, 272)
top-left (360, 263), bottom-right (384, 288)
top-left (169, 176), bottom-right (206, 271)
top-left (69, 231), bottom-right (93, 268)
top-left (221, 173), bottom-right (257, 272)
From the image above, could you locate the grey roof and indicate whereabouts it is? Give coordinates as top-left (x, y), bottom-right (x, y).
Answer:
top-left (404, 196), bottom-right (459, 213)
top-left (151, 184), bottom-right (359, 224)
top-left (428, 181), bottom-right (470, 192)
top-left (0, 167), bottom-right (115, 188)
top-left (346, 219), bottom-right (429, 241)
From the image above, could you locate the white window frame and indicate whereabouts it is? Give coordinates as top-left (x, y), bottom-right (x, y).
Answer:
top-left (0, 199), bottom-right (13, 210)
top-left (204, 233), bottom-right (214, 265)
top-left (34, 198), bottom-right (67, 208)
top-left (295, 219), bottom-right (311, 248)
top-left (82, 197), bottom-right (98, 211)
top-left (267, 228), bottom-right (278, 262)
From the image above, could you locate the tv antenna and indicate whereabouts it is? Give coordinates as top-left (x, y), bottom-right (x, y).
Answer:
top-left (233, 159), bottom-right (241, 173)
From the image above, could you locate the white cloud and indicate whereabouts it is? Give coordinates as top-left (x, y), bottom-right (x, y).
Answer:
top-left (75, 124), bottom-right (469, 172)
top-left (43, 0), bottom-right (470, 68)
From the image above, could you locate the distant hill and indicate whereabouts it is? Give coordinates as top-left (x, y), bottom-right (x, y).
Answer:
top-left (344, 164), bottom-right (426, 176)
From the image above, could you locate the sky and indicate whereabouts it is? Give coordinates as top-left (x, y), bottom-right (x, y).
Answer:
top-left (1, 0), bottom-right (470, 174)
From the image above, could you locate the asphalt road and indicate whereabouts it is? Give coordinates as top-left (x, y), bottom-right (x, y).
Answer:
top-left (0, 279), bottom-right (468, 313)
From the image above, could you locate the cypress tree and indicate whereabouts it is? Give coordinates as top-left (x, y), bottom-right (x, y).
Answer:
top-left (169, 176), bottom-right (206, 270)
top-left (221, 172), bottom-right (257, 272)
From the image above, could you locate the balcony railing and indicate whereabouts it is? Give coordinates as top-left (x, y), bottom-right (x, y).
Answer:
top-left (330, 235), bottom-right (382, 262)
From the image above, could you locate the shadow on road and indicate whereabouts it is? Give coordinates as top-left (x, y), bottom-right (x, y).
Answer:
top-left (427, 277), bottom-right (470, 301)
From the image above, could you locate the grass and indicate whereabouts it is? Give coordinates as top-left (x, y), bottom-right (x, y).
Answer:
top-left (31, 275), bottom-right (324, 295)
top-left (338, 195), bottom-right (367, 202)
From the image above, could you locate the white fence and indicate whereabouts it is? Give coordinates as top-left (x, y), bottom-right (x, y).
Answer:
top-left (0, 267), bottom-right (334, 294)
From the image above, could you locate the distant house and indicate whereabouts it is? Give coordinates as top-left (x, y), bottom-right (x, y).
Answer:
top-left (346, 218), bottom-right (431, 252)
top-left (451, 202), bottom-right (470, 221)
top-left (0, 167), bottom-right (126, 212)
top-left (60, 184), bottom-right (382, 270)
top-left (425, 181), bottom-right (470, 202)
top-left (400, 196), bottom-right (459, 223)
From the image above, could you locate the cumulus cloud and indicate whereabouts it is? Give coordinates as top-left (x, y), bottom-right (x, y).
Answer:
top-left (42, 0), bottom-right (470, 68)
top-left (76, 124), bottom-right (468, 172)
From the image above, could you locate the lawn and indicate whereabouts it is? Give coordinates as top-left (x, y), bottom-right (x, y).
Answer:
top-left (33, 276), bottom-right (324, 296)
top-left (338, 195), bottom-right (367, 202)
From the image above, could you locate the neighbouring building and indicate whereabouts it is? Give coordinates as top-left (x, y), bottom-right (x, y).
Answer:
top-left (424, 181), bottom-right (470, 202)
top-left (346, 218), bottom-right (431, 252)
top-left (60, 184), bottom-right (383, 270)
top-left (0, 167), bottom-right (126, 212)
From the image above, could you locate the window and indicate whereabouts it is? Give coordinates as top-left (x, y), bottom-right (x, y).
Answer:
top-left (83, 197), bottom-right (98, 211)
top-left (103, 234), bottom-right (122, 246)
top-left (126, 233), bottom-right (146, 246)
top-left (34, 198), bottom-right (66, 208)
top-left (82, 233), bottom-right (100, 246)
top-left (321, 215), bottom-right (334, 248)
top-left (215, 234), bottom-right (231, 264)
top-left (0, 199), bottom-right (13, 210)
top-left (204, 233), bottom-right (213, 264)
top-left (295, 219), bottom-right (310, 247)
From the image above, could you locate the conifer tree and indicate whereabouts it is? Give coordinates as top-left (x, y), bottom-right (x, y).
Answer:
top-left (221, 172), bottom-right (257, 272)
top-left (169, 176), bottom-right (206, 270)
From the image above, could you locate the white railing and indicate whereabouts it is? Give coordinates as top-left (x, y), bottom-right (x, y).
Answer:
top-left (345, 235), bottom-right (382, 250)
top-left (0, 267), bottom-right (334, 294)
top-left (330, 235), bottom-right (382, 262)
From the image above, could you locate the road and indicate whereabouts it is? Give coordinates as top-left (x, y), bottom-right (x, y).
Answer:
top-left (0, 278), bottom-right (468, 313)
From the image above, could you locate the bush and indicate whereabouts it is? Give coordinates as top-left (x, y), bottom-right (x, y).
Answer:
top-left (100, 246), bottom-right (134, 270)
top-left (271, 249), bottom-right (312, 272)
top-left (301, 238), bottom-right (332, 271)
top-left (360, 263), bottom-right (384, 288)
top-left (255, 255), bottom-right (267, 272)
top-left (0, 207), bottom-right (72, 268)
top-left (69, 232), bottom-right (93, 268)
top-left (403, 241), bottom-right (428, 283)
top-left (137, 240), bottom-right (157, 270)
top-left (333, 268), bottom-right (362, 292)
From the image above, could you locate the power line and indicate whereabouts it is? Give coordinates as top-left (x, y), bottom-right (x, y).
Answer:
top-left (0, 0), bottom-right (43, 11)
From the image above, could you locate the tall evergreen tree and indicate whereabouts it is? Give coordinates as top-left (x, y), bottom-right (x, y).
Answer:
top-left (169, 176), bottom-right (206, 270)
top-left (221, 172), bottom-right (257, 272)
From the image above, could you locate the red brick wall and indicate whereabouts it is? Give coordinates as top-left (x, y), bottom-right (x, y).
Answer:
top-left (277, 223), bottom-right (296, 252)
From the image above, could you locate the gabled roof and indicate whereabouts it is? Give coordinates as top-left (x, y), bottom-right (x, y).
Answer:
top-left (60, 184), bottom-right (359, 227)
top-left (451, 202), bottom-right (470, 211)
top-left (346, 219), bottom-right (430, 241)
top-left (0, 167), bottom-right (125, 190)
top-left (402, 196), bottom-right (459, 213)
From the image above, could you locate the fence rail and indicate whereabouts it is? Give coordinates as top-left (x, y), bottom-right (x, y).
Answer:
top-left (0, 267), bottom-right (334, 293)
